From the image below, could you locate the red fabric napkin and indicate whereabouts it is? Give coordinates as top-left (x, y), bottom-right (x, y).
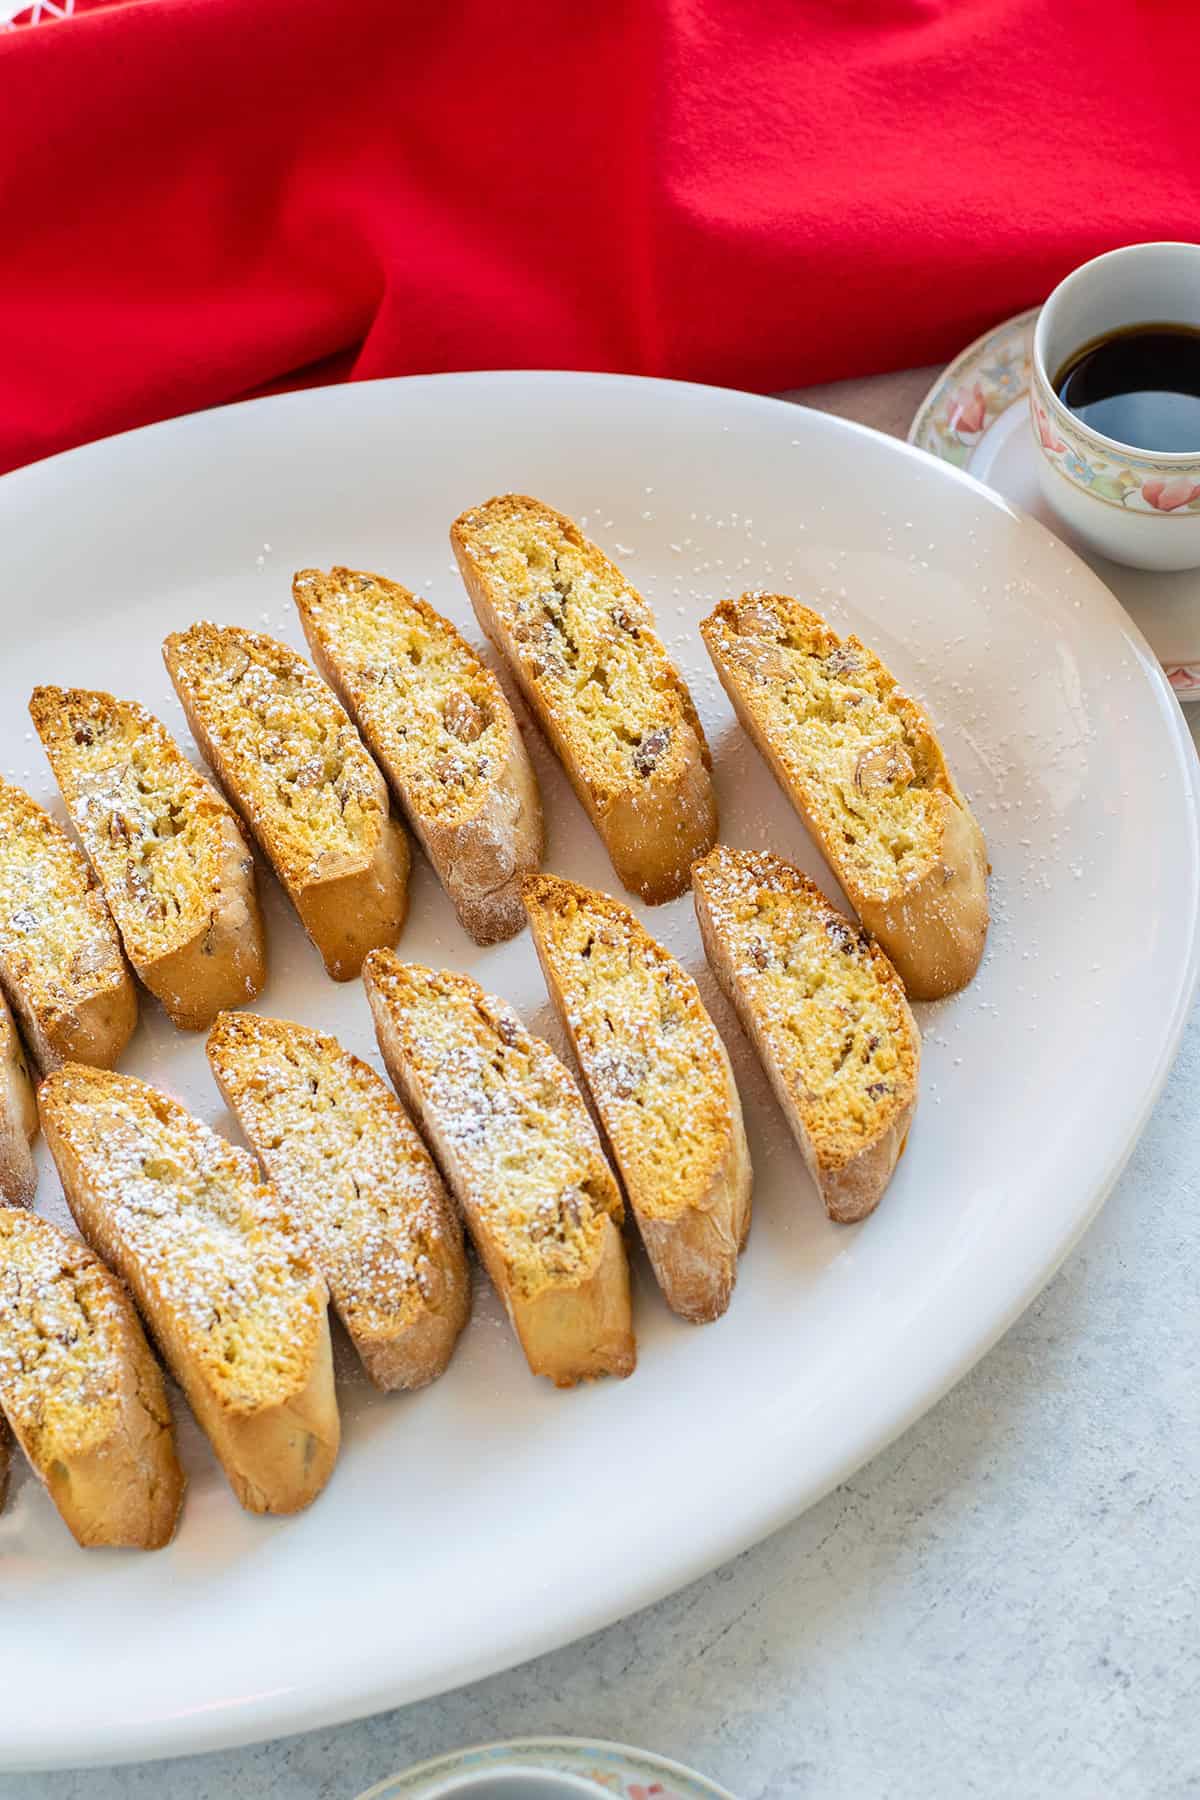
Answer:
top-left (1, 0), bottom-right (1197, 476)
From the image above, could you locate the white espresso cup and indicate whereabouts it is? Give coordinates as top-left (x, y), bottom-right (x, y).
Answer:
top-left (1030, 241), bottom-right (1200, 571)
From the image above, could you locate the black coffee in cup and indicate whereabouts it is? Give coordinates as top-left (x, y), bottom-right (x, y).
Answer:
top-left (1054, 323), bottom-right (1200, 453)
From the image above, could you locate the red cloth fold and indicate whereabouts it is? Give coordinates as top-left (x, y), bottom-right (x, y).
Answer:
top-left (1, 0), bottom-right (1197, 476)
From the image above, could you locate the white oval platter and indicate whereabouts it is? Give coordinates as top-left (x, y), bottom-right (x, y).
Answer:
top-left (0, 372), bottom-right (1196, 1769)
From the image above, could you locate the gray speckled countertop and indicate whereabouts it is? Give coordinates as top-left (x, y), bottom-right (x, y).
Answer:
top-left (7, 370), bottom-right (1199, 1800)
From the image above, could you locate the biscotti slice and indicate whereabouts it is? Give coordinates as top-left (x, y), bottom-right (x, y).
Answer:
top-left (523, 873), bottom-right (751, 1323)
top-left (0, 778), bottom-right (138, 1071)
top-left (692, 845), bottom-right (919, 1224)
top-left (701, 594), bottom-right (988, 1000)
top-left (0, 990), bottom-right (37, 1205)
top-left (451, 495), bottom-right (717, 904)
top-left (39, 1065), bottom-right (339, 1514)
top-left (293, 567), bottom-right (543, 945)
top-left (0, 1207), bottom-right (184, 1547)
top-left (163, 623), bottom-right (409, 980)
top-left (363, 952), bottom-right (634, 1386)
top-left (30, 686), bottom-right (266, 1031)
top-left (207, 1010), bottom-right (470, 1391)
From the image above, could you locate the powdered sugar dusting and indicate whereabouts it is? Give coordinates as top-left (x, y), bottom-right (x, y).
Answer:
top-left (0, 777), bottom-right (128, 1051)
top-left (295, 568), bottom-right (510, 825)
top-left (694, 846), bottom-right (918, 1162)
top-left (164, 624), bottom-right (387, 884)
top-left (704, 592), bottom-right (957, 900)
top-left (453, 497), bottom-right (707, 802)
top-left (526, 877), bottom-right (732, 1221)
top-left (0, 1209), bottom-right (143, 1456)
top-left (31, 686), bottom-right (246, 965)
top-left (41, 1066), bottom-right (326, 1412)
top-left (367, 959), bottom-right (620, 1298)
top-left (208, 1012), bottom-right (464, 1356)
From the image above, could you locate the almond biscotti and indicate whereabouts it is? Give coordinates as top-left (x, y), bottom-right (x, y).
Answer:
top-left (363, 952), bottom-right (634, 1387)
top-left (701, 593), bottom-right (988, 999)
top-left (692, 846), bottom-right (919, 1224)
top-left (0, 1207), bottom-right (184, 1548)
top-left (0, 990), bottom-right (37, 1205)
top-left (207, 1010), bottom-right (470, 1391)
top-left (163, 624), bottom-right (409, 981)
top-left (39, 1064), bottom-right (339, 1515)
top-left (293, 567), bottom-right (543, 945)
top-left (0, 778), bottom-right (138, 1072)
top-left (523, 873), bottom-right (751, 1323)
top-left (451, 495), bottom-right (717, 904)
top-left (30, 686), bottom-right (266, 1031)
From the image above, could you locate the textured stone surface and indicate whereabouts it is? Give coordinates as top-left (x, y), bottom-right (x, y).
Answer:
top-left (8, 369), bottom-right (1197, 1800)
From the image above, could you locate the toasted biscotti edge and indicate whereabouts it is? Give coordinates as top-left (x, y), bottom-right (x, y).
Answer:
top-left (206, 1009), bottom-right (471, 1392)
top-left (508, 1212), bottom-right (634, 1387)
top-left (0, 1209), bottom-right (185, 1548)
top-left (162, 628), bottom-right (410, 981)
top-left (0, 991), bottom-right (37, 1205)
top-left (861, 788), bottom-right (989, 1002)
top-left (38, 1065), bottom-right (340, 1515)
top-left (596, 749), bottom-right (718, 907)
top-left (700, 599), bottom-right (988, 999)
top-left (692, 848), bottom-right (919, 1225)
top-left (450, 498), bottom-right (717, 904)
top-left (289, 822), bottom-right (411, 982)
top-left (429, 720), bottom-right (543, 943)
top-left (25, 961), bottom-right (140, 1074)
top-left (134, 808), bottom-right (267, 1028)
top-left (293, 573), bottom-right (544, 944)
top-left (610, 1037), bottom-right (750, 1322)
top-left (363, 953), bottom-right (635, 1386)
top-left (522, 874), bottom-right (751, 1323)
top-left (198, 1330), bottom-right (339, 1515)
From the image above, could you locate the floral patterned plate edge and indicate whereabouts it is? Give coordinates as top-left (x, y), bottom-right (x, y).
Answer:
top-left (354, 1736), bottom-right (736, 1800)
top-left (909, 307), bottom-right (1200, 700)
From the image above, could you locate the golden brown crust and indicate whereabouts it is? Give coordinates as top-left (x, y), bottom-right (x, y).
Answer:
top-left (293, 567), bottom-right (544, 945)
top-left (692, 845), bottom-right (919, 1224)
top-left (0, 779), bottom-right (138, 1072)
top-left (162, 623), bottom-right (409, 980)
top-left (867, 791), bottom-right (990, 1002)
top-left (287, 829), bottom-right (411, 983)
top-left (451, 495), bottom-right (717, 904)
top-left (701, 594), bottom-right (988, 999)
top-left (30, 686), bottom-right (266, 1030)
top-left (523, 873), bottom-right (751, 1322)
top-left (0, 1208), bottom-right (184, 1548)
top-left (39, 1064), bottom-right (339, 1515)
top-left (0, 990), bottom-right (37, 1205)
top-left (207, 1009), bottom-right (470, 1391)
top-left (363, 951), bottom-right (635, 1386)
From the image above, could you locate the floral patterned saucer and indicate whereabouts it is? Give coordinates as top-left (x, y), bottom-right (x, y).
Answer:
top-left (355, 1736), bottom-right (736, 1800)
top-left (910, 308), bottom-right (1200, 700)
